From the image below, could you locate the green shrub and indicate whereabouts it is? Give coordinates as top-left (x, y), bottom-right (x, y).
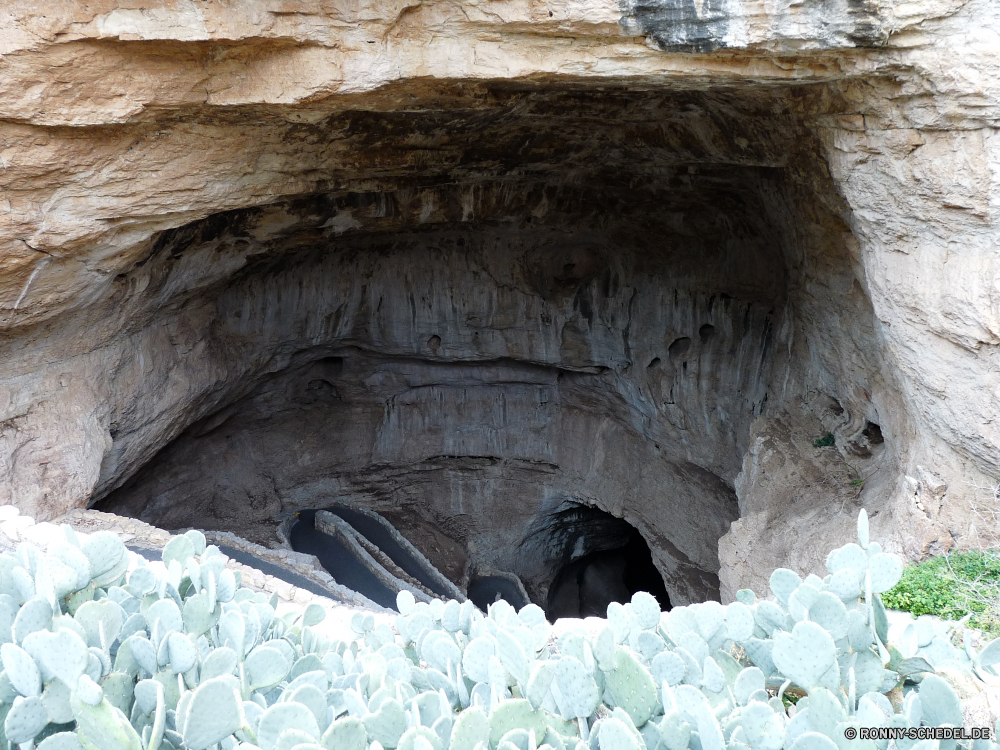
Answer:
top-left (882, 549), bottom-right (1000, 634)
top-left (812, 433), bottom-right (835, 448)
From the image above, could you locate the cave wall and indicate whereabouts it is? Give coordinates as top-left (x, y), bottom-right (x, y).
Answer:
top-left (92, 175), bottom-right (792, 604)
top-left (0, 0), bottom-right (997, 602)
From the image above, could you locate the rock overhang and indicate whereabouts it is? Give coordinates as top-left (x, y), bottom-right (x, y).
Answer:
top-left (0, 0), bottom-right (997, 609)
top-left (78, 80), bottom-right (879, 609)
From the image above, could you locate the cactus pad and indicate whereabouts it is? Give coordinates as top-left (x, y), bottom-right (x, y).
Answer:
top-left (362, 697), bottom-right (405, 748)
top-left (37, 732), bottom-right (85, 750)
top-left (450, 706), bottom-right (489, 750)
top-left (1, 642), bottom-right (41, 697)
top-left (771, 621), bottom-right (836, 691)
top-left (13, 598), bottom-right (53, 645)
top-left (602, 648), bottom-right (656, 728)
top-left (246, 647), bottom-right (290, 692)
top-left (397, 726), bottom-right (442, 750)
top-left (917, 674), bottom-right (962, 728)
top-left (555, 656), bottom-right (599, 720)
top-left (320, 716), bottom-right (367, 750)
top-left (629, 593), bottom-right (660, 631)
top-left (597, 718), bottom-right (640, 750)
top-left (489, 700), bottom-right (546, 748)
top-left (5, 695), bottom-right (48, 743)
top-left (257, 702), bottom-right (321, 750)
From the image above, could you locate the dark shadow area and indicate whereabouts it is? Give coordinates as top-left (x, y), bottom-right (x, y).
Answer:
top-left (86, 80), bottom-right (876, 610)
top-left (544, 507), bottom-right (671, 620)
top-left (468, 575), bottom-right (530, 611)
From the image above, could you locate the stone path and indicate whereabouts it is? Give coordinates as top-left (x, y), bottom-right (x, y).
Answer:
top-left (0, 506), bottom-right (398, 638)
top-left (291, 509), bottom-right (400, 610)
top-left (320, 504), bottom-right (460, 599)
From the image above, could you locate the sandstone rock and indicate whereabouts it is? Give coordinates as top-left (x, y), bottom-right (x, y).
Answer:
top-left (941, 665), bottom-right (985, 703)
top-left (0, 0), bottom-right (996, 605)
top-left (963, 686), bottom-right (1000, 734)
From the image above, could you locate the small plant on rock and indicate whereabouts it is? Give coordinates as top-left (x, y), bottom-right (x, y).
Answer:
top-left (812, 432), bottom-right (835, 448)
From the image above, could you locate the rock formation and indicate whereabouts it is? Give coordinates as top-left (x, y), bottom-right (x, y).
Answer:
top-left (0, 0), bottom-right (997, 608)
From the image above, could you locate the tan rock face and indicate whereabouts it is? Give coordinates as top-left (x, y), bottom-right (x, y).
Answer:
top-left (0, 0), bottom-right (998, 605)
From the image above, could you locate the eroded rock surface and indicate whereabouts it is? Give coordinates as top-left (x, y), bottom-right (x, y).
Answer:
top-left (0, 0), bottom-right (998, 605)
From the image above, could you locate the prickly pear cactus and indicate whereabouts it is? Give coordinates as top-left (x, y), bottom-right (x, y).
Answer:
top-left (0, 507), bottom-right (990, 750)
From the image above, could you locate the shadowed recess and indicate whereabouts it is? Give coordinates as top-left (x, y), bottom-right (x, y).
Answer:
top-left (90, 80), bottom-right (882, 609)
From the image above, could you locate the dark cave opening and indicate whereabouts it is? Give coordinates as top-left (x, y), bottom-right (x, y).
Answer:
top-left (84, 81), bottom-right (883, 610)
top-left (291, 504), bottom-right (533, 613)
top-left (287, 500), bottom-right (670, 617)
top-left (467, 575), bottom-right (530, 612)
top-left (540, 505), bottom-right (671, 621)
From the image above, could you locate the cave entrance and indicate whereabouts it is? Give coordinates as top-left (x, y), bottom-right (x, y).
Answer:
top-left (87, 80), bottom-right (879, 610)
top-left (543, 505), bottom-right (671, 621)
